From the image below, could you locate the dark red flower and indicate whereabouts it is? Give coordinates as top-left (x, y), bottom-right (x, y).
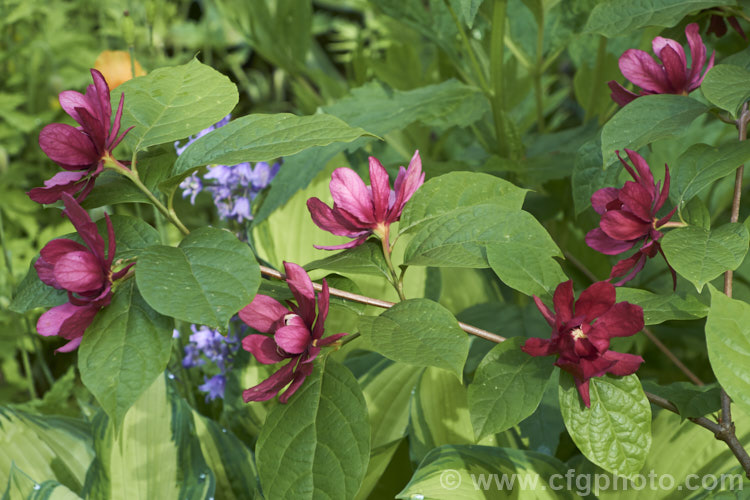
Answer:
top-left (307, 151), bottom-right (424, 250)
top-left (28, 69), bottom-right (132, 204)
top-left (35, 193), bottom-right (131, 352)
top-left (706, 12), bottom-right (746, 39)
top-left (239, 262), bottom-right (346, 403)
top-left (585, 149), bottom-right (677, 286)
top-left (522, 281), bottom-right (644, 407)
top-left (608, 23), bottom-right (715, 106)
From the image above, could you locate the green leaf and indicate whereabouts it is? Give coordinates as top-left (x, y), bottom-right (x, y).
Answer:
top-left (255, 360), bottom-right (370, 500)
top-left (116, 58), bottom-right (238, 151)
top-left (304, 240), bottom-right (391, 280)
top-left (254, 80), bottom-right (489, 224)
top-left (82, 374), bottom-right (214, 500)
top-left (671, 142), bottom-right (750, 207)
top-left (399, 172), bottom-right (527, 235)
top-left (615, 288), bottom-right (708, 325)
top-left (468, 337), bottom-right (555, 441)
top-left (365, 299), bottom-right (470, 380)
top-left (404, 205), bottom-right (562, 274)
top-left (172, 113), bottom-right (376, 176)
top-left (78, 280), bottom-right (173, 429)
top-left (3, 464), bottom-right (81, 500)
top-left (487, 238), bottom-right (567, 298)
top-left (706, 286), bottom-right (750, 418)
top-left (192, 411), bottom-right (260, 500)
top-left (641, 381), bottom-right (721, 421)
top-left (661, 223), bottom-right (750, 292)
top-left (409, 367), bottom-right (488, 464)
top-left (600, 95), bottom-right (707, 167)
top-left (135, 227), bottom-right (260, 330)
top-left (572, 136), bottom-right (621, 215)
top-left (0, 409), bottom-right (93, 494)
top-left (559, 373), bottom-right (651, 477)
top-left (584, 0), bottom-right (735, 37)
top-left (701, 64), bottom-right (750, 118)
top-left (449, 0), bottom-right (483, 27)
top-left (397, 445), bottom-right (575, 499)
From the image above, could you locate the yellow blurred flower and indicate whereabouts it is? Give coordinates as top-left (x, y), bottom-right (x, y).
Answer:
top-left (93, 50), bottom-right (146, 89)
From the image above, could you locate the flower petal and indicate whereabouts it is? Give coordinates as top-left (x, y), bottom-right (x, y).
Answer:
top-left (590, 301), bottom-right (644, 339)
top-left (279, 362), bottom-right (314, 403)
top-left (307, 197), bottom-right (365, 237)
top-left (658, 44), bottom-right (687, 93)
top-left (623, 149), bottom-right (655, 189)
top-left (607, 81), bottom-right (639, 106)
top-left (369, 156), bottom-right (391, 222)
top-left (89, 68), bottom-right (112, 124)
top-left (652, 36), bottom-right (686, 74)
top-left (58, 90), bottom-right (93, 125)
top-left (239, 294), bottom-right (289, 333)
top-left (591, 187), bottom-right (621, 215)
top-left (242, 360), bottom-right (296, 402)
top-left (275, 323), bottom-right (312, 354)
top-left (619, 181), bottom-right (655, 221)
top-left (619, 49), bottom-right (670, 93)
top-left (521, 337), bottom-right (555, 356)
top-left (601, 350), bottom-right (644, 376)
top-left (389, 151), bottom-right (424, 222)
top-left (575, 281), bottom-right (616, 323)
top-left (37, 302), bottom-right (99, 342)
top-left (53, 251), bottom-right (106, 293)
top-left (242, 334), bottom-right (286, 364)
top-left (585, 228), bottom-right (637, 255)
top-left (284, 262), bottom-right (316, 326)
top-left (329, 167), bottom-right (376, 225)
top-left (36, 239), bottom-right (88, 288)
top-left (39, 123), bottom-right (98, 168)
top-left (600, 210), bottom-right (651, 241)
top-left (533, 295), bottom-right (555, 327)
top-left (61, 193), bottom-right (106, 262)
top-left (312, 280), bottom-right (329, 340)
top-left (552, 280), bottom-right (575, 325)
top-left (27, 171), bottom-right (90, 205)
top-left (685, 23), bottom-right (707, 85)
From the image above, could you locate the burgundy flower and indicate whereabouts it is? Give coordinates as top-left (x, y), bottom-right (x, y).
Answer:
top-left (28, 69), bottom-right (132, 204)
top-left (585, 149), bottom-right (677, 286)
top-left (239, 262), bottom-right (346, 403)
top-left (522, 281), bottom-right (644, 407)
top-left (706, 11), bottom-right (746, 39)
top-left (35, 193), bottom-right (131, 352)
top-left (608, 23), bottom-right (715, 106)
top-left (307, 150), bottom-right (425, 250)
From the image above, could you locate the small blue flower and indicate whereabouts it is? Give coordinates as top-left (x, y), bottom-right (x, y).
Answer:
top-left (199, 374), bottom-right (226, 402)
top-left (179, 172), bottom-right (203, 205)
top-left (182, 344), bottom-right (205, 369)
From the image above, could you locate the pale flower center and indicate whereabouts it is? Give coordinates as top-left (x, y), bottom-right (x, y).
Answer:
top-left (570, 327), bottom-right (587, 340)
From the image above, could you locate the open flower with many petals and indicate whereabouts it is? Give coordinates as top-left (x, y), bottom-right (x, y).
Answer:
top-left (34, 193), bottom-right (131, 352)
top-left (608, 23), bottom-right (715, 106)
top-left (585, 149), bottom-right (677, 286)
top-left (28, 69), bottom-right (132, 204)
top-left (522, 281), bottom-right (645, 407)
top-left (239, 262), bottom-right (346, 403)
top-left (307, 150), bottom-right (425, 250)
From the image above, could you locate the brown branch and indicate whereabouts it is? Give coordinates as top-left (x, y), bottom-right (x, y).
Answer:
top-left (259, 265), bottom-right (507, 343)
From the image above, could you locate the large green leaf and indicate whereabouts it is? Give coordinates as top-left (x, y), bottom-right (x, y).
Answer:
top-left (82, 374), bottom-right (214, 500)
top-left (254, 80), bottom-right (489, 224)
top-left (10, 215), bottom-right (159, 314)
top-left (572, 136), bottom-right (621, 215)
top-left (487, 239), bottom-right (567, 298)
top-left (304, 240), bottom-right (391, 280)
top-left (661, 223), bottom-right (749, 292)
top-left (584, 0), bottom-right (735, 37)
top-left (255, 360), bottom-right (370, 499)
top-left (404, 205), bottom-right (562, 277)
top-left (615, 288), bottom-right (708, 325)
top-left (365, 299), bottom-right (470, 381)
top-left (671, 142), bottom-right (750, 207)
top-left (701, 64), bottom-right (750, 118)
top-left (409, 367), bottom-right (498, 464)
top-left (135, 227), bottom-right (260, 330)
top-left (705, 286), bottom-right (750, 418)
top-left (468, 337), bottom-right (555, 441)
top-left (0, 408), bottom-right (93, 494)
top-left (2, 465), bottom-right (81, 500)
top-left (172, 113), bottom-right (376, 176)
top-left (192, 411), bottom-right (260, 500)
top-left (600, 95), bottom-right (707, 167)
top-left (116, 58), bottom-right (238, 151)
top-left (399, 172), bottom-right (527, 235)
top-left (397, 445), bottom-right (575, 499)
top-left (78, 280), bottom-right (173, 429)
top-left (559, 373), bottom-right (651, 477)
